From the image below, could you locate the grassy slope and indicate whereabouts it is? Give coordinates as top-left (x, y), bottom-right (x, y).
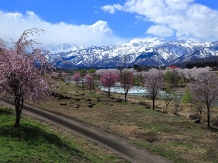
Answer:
top-left (36, 82), bottom-right (218, 163)
top-left (0, 107), bottom-right (128, 163)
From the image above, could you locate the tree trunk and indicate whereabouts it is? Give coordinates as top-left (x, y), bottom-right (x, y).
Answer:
top-left (207, 106), bottom-right (211, 128)
top-left (108, 87), bottom-right (110, 98)
top-left (89, 86), bottom-right (92, 93)
top-left (165, 103), bottom-right (168, 112)
top-left (15, 108), bottom-right (21, 127)
top-left (124, 92), bottom-right (127, 102)
top-left (152, 95), bottom-right (155, 110)
top-left (14, 97), bottom-right (22, 127)
top-left (199, 108), bottom-right (202, 122)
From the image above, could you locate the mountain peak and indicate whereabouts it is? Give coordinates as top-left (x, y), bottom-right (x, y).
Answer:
top-left (46, 38), bottom-right (218, 68)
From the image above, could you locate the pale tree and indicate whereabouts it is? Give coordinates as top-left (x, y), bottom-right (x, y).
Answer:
top-left (96, 69), bottom-right (119, 76)
top-left (80, 69), bottom-right (87, 89)
top-left (188, 72), bottom-right (218, 128)
top-left (100, 70), bottom-right (119, 97)
top-left (144, 69), bottom-right (164, 110)
top-left (72, 72), bottom-right (81, 89)
top-left (85, 73), bottom-right (94, 93)
top-left (178, 68), bottom-right (187, 83)
top-left (120, 70), bottom-right (134, 102)
top-left (183, 66), bottom-right (210, 82)
top-left (0, 28), bottom-right (53, 127)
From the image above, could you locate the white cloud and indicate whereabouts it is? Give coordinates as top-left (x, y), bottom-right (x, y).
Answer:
top-left (101, 4), bottom-right (123, 14)
top-left (103, 0), bottom-right (218, 42)
top-left (0, 11), bottom-right (125, 47)
top-left (146, 25), bottom-right (174, 37)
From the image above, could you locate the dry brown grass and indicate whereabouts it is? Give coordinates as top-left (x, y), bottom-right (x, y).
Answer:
top-left (31, 82), bottom-right (218, 163)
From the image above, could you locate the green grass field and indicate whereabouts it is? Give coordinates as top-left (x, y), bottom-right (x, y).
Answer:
top-left (0, 106), bottom-right (128, 163)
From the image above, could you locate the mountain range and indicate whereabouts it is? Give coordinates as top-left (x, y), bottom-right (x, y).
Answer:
top-left (45, 37), bottom-right (218, 69)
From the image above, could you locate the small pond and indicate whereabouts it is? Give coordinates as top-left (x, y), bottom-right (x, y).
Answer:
top-left (98, 82), bottom-right (167, 97)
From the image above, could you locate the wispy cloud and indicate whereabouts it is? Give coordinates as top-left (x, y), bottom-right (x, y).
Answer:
top-left (101, 4), bottom-right (123, 14)
top-left (102, 0), bottom-right (218, 42)
top-left (0, 11), bottom-right (125, 47)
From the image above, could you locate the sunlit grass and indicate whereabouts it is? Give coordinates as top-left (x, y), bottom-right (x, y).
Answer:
top-left (0, 107), bottom-right (128, 163)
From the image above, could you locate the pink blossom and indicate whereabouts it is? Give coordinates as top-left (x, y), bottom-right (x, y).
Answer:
top-left (0, 28), bottom-right (53, 127)
top-left (120, 70), bottom-right (134, 102)
top-left (100, 70), bottom-right (119, 97)
top-left (72, 72), bottom-right (81, 89)
top-left (85, 73), bottom-right (94, 92)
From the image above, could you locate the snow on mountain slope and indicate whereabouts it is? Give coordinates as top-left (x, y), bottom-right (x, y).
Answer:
top-left (45, 38), bottom-right (218, 68)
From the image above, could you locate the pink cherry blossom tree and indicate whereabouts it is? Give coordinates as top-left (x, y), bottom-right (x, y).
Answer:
top-left (120, 70), bottom-right (134, 102)
top-left (100, 70), bottom-right (119, 97)
top-left (144, 69), bottom-right (164, 110)
top-left (188, 72), bottom-right (218, 128)
top-left (72, 72), bottom-right (81, 89)
top-left (0, 28), bottom-right (53, 127)
top-left (85, 73), bottom-right (94, 93)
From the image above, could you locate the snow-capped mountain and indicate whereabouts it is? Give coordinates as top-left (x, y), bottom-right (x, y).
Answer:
top-left (45, 38), bottom-right (218, 68)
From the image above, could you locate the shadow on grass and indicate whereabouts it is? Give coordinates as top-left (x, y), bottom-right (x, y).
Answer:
top-left (0, 108), bottom-right (13, 115)
top-left (0, 122), bottom-right (89, 160)
top-left (209, 127), bottom-right (218, 132)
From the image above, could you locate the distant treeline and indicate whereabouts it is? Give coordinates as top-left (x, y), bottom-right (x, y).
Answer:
top-left (185, 61), bottom-right (218, 68)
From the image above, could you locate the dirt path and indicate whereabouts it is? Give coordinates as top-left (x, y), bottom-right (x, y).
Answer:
top-left (0, 99), bottom-right (172, 163)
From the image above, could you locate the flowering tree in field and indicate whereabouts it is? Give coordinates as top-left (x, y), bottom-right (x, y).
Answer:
top-left (188, 72), bottom-right (218, 128)
top-left (80, 69), bottom-right (87, 89)
top-left (72, 72), bottom-right (81, 89)
top-left (181, 67), bottom-right (210, 82)
top-left (120, 70), bottom-right (134, 102)
top-left (144, 69), bottom-right (164, 110)
top-left (100, 70), bottom-right (119, 97)
top-left (96, 69), bottom-right (119, 77)
top-left (85, 73), bottom-right (94, 93)
top-left (0, 28), bottom-right (53, 127)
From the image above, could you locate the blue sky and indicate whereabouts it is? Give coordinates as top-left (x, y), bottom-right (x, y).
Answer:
top-left (0, 0), bottom-right (218, 47)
